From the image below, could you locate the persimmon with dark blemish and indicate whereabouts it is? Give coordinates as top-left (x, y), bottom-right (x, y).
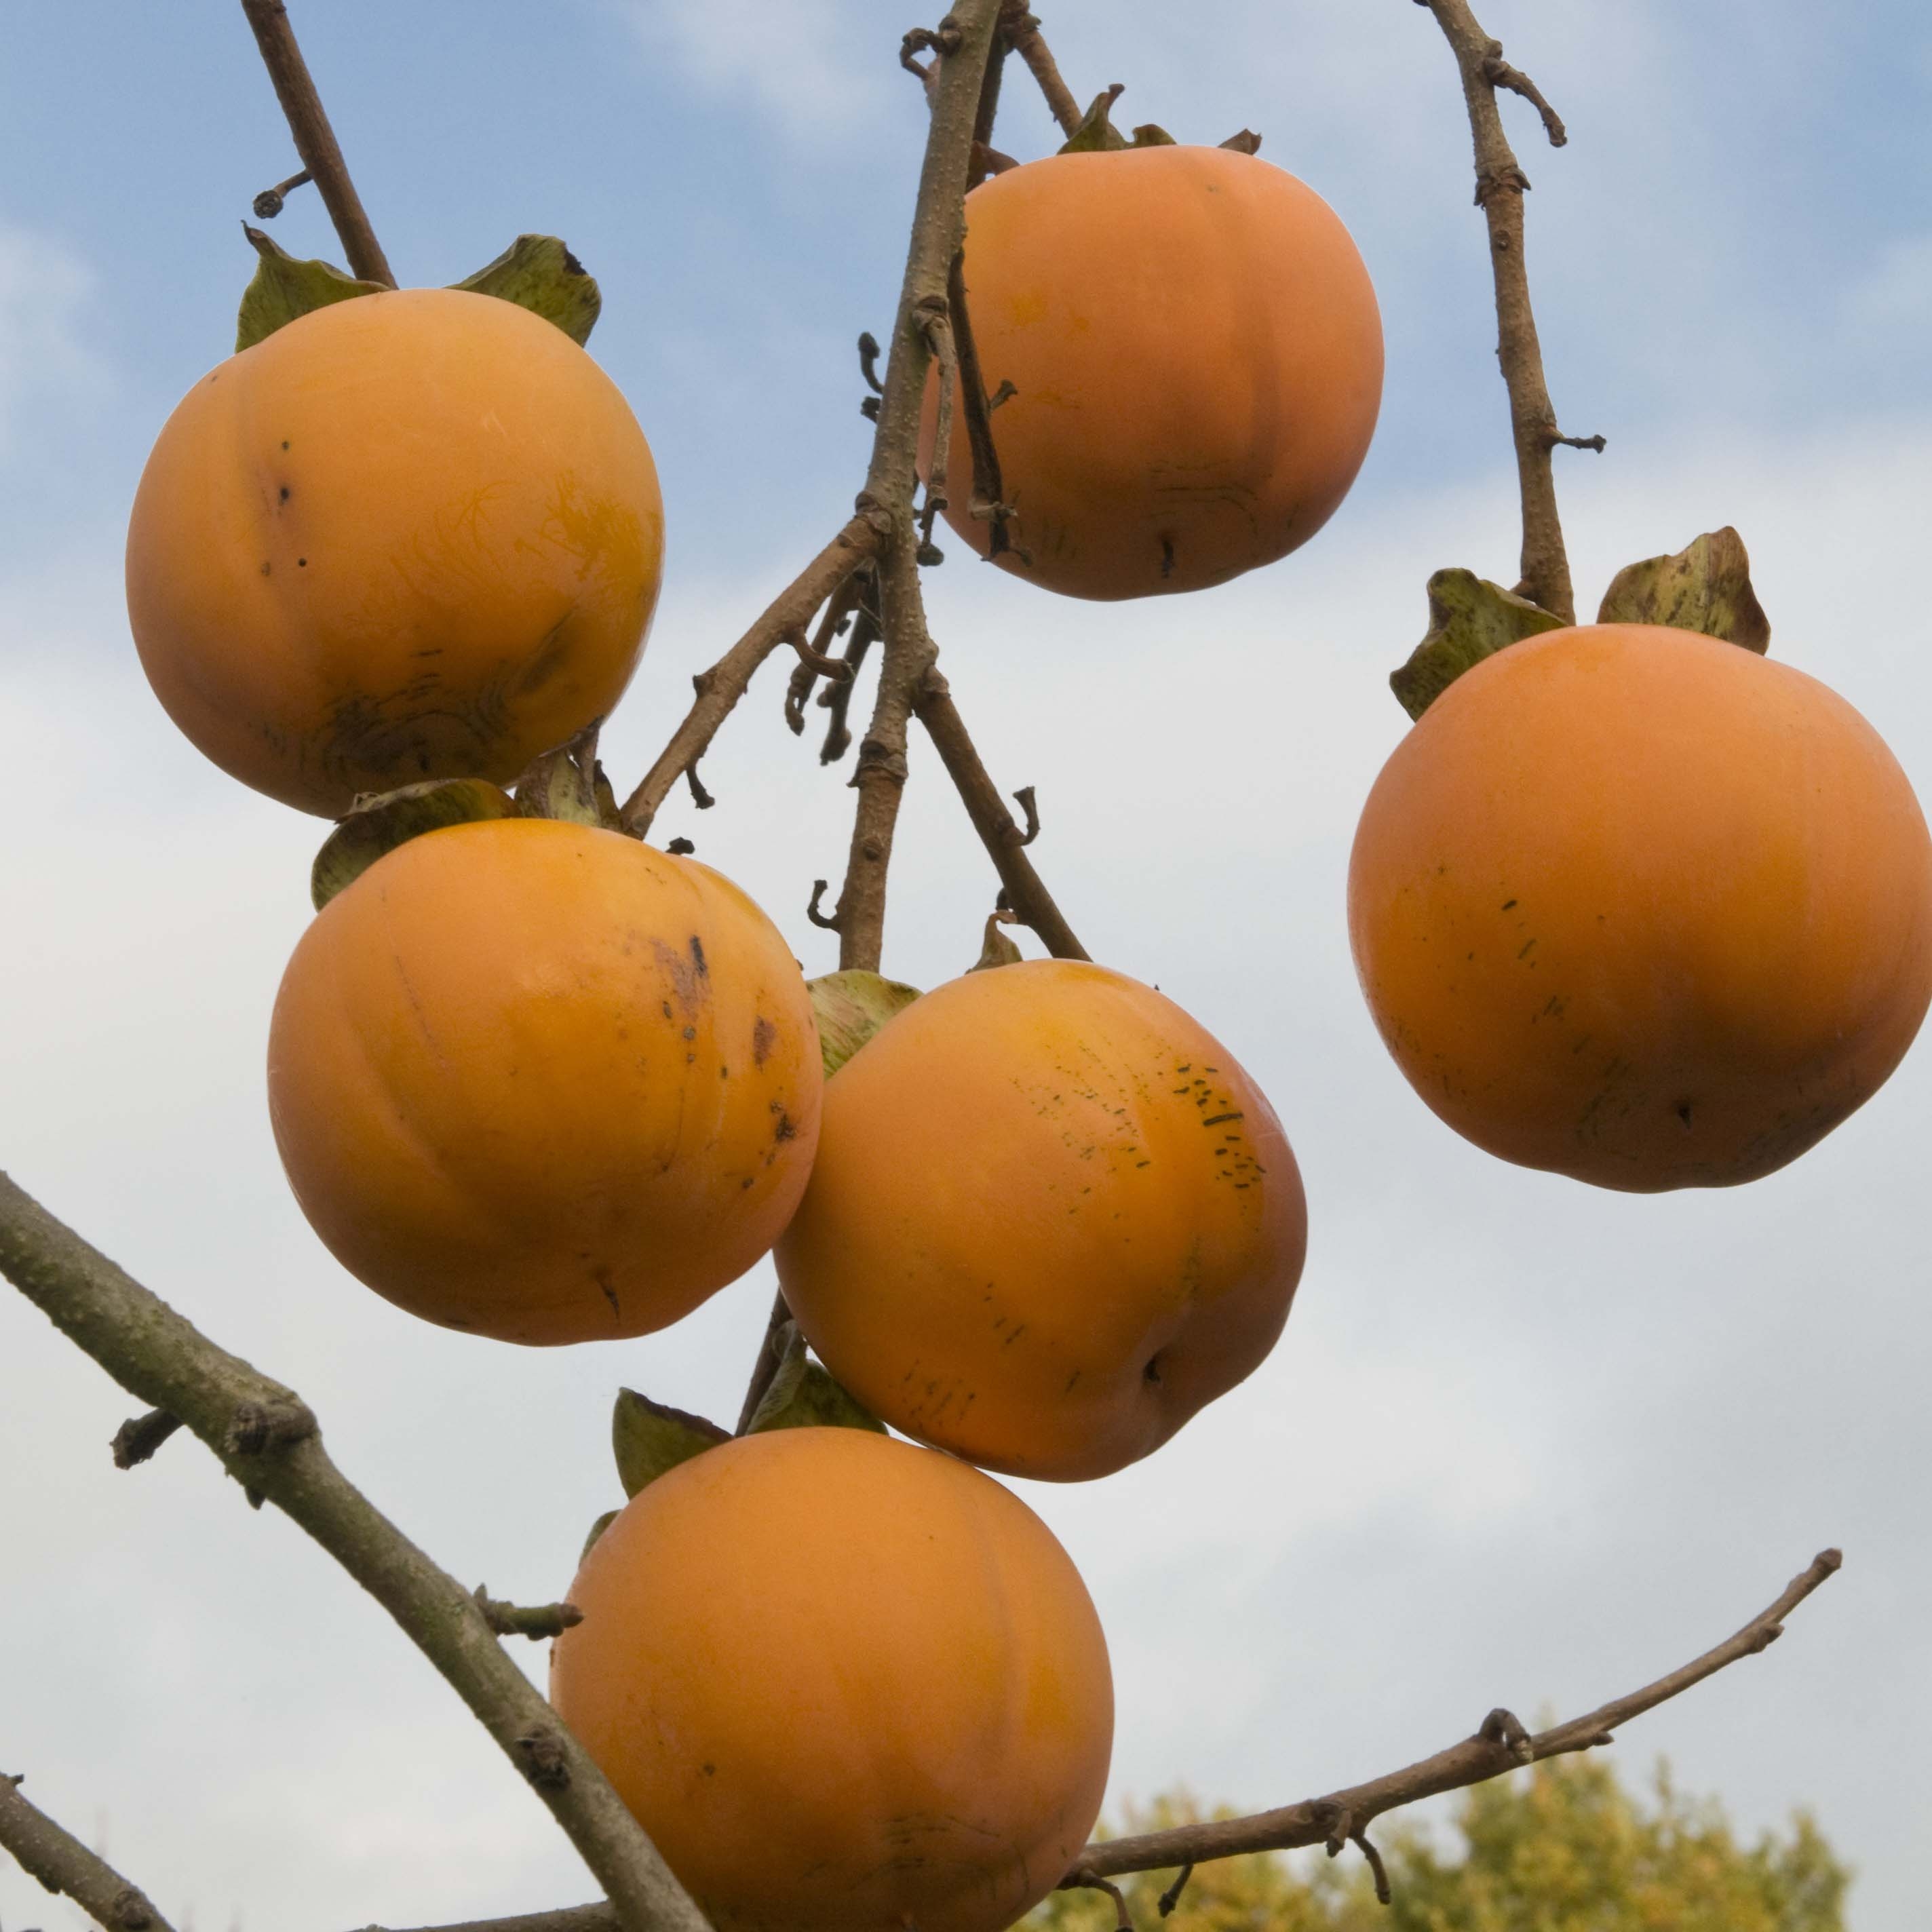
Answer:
top-left (267, 817), bottom-right (819, 1342)
top-left (776, 959), bottom-right (1307, 1480)
top-left (127, 288), bottom-right (663, 815)
top-left (1349, 622), bottom-right (1932, 1189)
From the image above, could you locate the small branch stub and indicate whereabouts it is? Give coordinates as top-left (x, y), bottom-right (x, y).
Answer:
top-left (474, 1586), bottom-right (586, 1642)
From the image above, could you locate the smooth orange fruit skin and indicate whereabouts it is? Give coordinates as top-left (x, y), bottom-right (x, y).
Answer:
top-left (127, 288), bottom-right (664, 815)
top-left (916, 146), bottom-right (1383, 601)
top-left (550, 1427), bottom-right (1113, 1932)
top-left (775, 960), bottom-right (1307, 1481)
top-left (1349, 623), bottom-right (1932, 1191)
top-left (267, 817), bottom-right (819, 1343)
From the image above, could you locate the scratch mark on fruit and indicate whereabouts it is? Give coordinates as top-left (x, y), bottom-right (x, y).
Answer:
top-left (1201, 1111), bottom-right (1243, 1127)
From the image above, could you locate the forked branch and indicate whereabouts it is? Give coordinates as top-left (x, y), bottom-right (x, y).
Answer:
top-left (238, 0), bottom-right (395, 286)
top-left (1416, 0), bottom-right (1597, 622)
top-left (0, 1172), bottom-right (710, 1932)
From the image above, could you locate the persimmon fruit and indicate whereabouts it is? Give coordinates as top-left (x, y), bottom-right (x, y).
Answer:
top-left (916, 144), bottom-right (1383, 601)
top-left (775, 959), bottom-right (1307, 1480)
top-left (1349, 622), bottom-right (1932, 1190)
top-left (127, 287), bottom-right (663, 816)
top-left (550, 1426), bottom-right (1113, 1932)
top-left (267, 816), bottom-right (819, 1343)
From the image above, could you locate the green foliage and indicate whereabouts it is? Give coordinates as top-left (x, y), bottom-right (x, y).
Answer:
top-left (1022, 1757), bottom-right (1848, 1932)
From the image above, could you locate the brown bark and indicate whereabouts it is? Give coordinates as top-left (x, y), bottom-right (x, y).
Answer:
top-left (1418, 0), bottom-right (1594, 622)
top-left (238, 1), bottom-right (395, 286)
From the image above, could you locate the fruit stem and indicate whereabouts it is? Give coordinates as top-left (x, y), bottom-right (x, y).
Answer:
top-left (238, 0), bottom-right (397, 288)
top-left (1415, 0), bottom-right (1600, 624)
top-left (1005, 2), bottom-right (1083, 136)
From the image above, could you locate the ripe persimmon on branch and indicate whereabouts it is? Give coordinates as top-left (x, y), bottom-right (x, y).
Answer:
top-left (1, 0), bottom-right (1892, 1927)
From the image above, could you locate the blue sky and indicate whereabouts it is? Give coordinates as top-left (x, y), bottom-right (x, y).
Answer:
top-left (6, 4), bottom-right (1932, 1930)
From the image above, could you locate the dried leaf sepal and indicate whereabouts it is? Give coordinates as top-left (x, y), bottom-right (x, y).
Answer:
top-left (235, 223), bottom-right (384, 352)
top-left (1597, 526), bottom-right (1770, 655)
top-left (743, 1324), bottom-right (886, 1437)
top-left (809, 969), bottom-right (923, 1077)
top-left (612, 1388), bottom-right (731, 1499)
top-left (1389, 568), bottom-right (1568, 721)
top-left (309, 777), bottom-right (516, 911)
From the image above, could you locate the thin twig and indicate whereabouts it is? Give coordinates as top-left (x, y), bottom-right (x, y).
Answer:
top-left (1416, 0), bottom-right (1589, 621)
top-left (914, 668), bottom-right (1088, 960)
top-left (1064, 1549), bottom-right (1842, 1882)
top-left (916, 297), bottom-right (958, 563)
top-left (474, 1587), bottom-right (585, 1642)
top-left (784, 574), bottom-right (862, 735)
top-left (1004, 2), bottom-right (1081, 134)
top-left (620, 512), bottom-right (884, 836)
top-left (250, 166), bottom-right (312, 218)
top-left (1482, 51), bottom-right (1567, 146)
top-left (111, 1407), bottom-right (182, 1469)
top-left (237, 0), bottom-right (395, 286)
top-left (817, 602), bottom-right (879, 765)
top-left (948, 250), bottom-right (1016, 559)
top-left (0, 1173), bottom-right (710, 1932)
top-left (967, 6), bottom-right (1009, 189)
top-left (352, 1554), bottom-right (1838, 1932)
top-left (829, 0), bottom-right (1005, 974)
top-left (0, 1771), bottom-right (176, 1932)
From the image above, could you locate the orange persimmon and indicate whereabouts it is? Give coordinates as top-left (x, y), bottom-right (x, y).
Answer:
top-left (127, 288), bottom-right (663, 815)
top-left (775, 959), bottom-right (1307, 1480)
top-left (267, 817), bottom-right (819, 1343)
top-left (1349, 622), bottom-right (1932, 1190)
top-left (916, 144), bottom-right (1383, 600)
top-left (550, 1427), bottom-right (1113, 1932)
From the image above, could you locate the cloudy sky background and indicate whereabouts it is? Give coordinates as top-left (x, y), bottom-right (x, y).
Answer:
top-left (5, 1), bottom-right (1932, 1927)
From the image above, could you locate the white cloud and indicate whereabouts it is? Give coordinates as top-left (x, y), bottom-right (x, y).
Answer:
top-left (609, 0), bottom-right (895, 146)
top-left (0, 218), bottom-right (109, 449)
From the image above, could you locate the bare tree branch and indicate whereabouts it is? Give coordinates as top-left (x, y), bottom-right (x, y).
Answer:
top-left (110, 1407), bottom-right (182, 1469)
top-left (1416, 0), bottom-right (1595, 622)
top-left (914, 668), bottom-right (1088, 960)
top-left (1004, 2), bottom-right (1082, 135)
top-left (621, 512), bottom-right (885, 837)
top-left (0, 1172), bottom-right (711, 1932)
top-left (0, 1771), bottom-right (175, 1932)
top-left (321, 1552), bottom-right (1840, 1932)
top-left (1066, 1548), bottom-right (1842, 1882)
top-left (237, 1), bottom-right (395, 286)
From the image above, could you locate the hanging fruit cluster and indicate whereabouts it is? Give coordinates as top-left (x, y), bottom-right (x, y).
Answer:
top-left (111, 0), bottom-right (1932, 1924)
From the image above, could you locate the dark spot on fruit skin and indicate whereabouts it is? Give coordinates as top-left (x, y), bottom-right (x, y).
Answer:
top-left (773, 1112), bottom-right (796, 1142)
top-left (1677, 1102), bottom-right (1694, 1129)
top-left (1144, 1354), bottom-right (1163, 1385)
top-left (279, 485), bottom-right (291, 503)
top-left (689, 935), bottom-right (708, 978)
top-left (752, 1016), bottom-right (777, 1067)
top-left (280, 440), bottom-right (290, 450)
top-left (260, 561), bottom-right (271, 577)
top-left (1502, 899), bottom-right (1518, 911)
top-left (1159, 535), bottom-right (1176, 579)
top-left (297, 558), bottom-right (307, 567)
top-left (682, 1026), bottom-right (696, 1041)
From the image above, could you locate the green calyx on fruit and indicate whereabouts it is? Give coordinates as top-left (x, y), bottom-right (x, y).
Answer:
top-left (235, 227), bottom-right (602, 353)
top-left (613, 1387), bottom-right (731, 1498)
top-left (743, 1322), bottom-right (886, 1436)
top-left (513, 720), bottom-right (627, 830)
top-left (1058, 86), bottom-right (1178, 155)
top-left (450, 233), bottom-right (602, 347)
top-left (309, 777), bottom-right (517, 910)
top-left (808, 969), bottom-right (923, 1077)
top-left (1597, 526), bottom-right (1771, 654)
top-left (971, 910), bottom-right (1024, 973)
top-left (1389, 569), bottom-right (1568, 721)
top-left (236, 225), bottom-right (385, 352)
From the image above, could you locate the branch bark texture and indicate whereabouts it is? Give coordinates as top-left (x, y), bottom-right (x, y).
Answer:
top-left (0, 1772), bottom-right (174, 1932)
top-left (1418, 0), bottom-right (1585, 622)
top-left (830, 0), bottom-right (1003, 973)
top-left (1068, 1548), bottom-right (1841, 1881)
top-left (239, 0), bottom-right (396, 286)
top-left (620, 513), bottom-right (884, 836)
top-left (0, 1173), bottom-right (710, 1932)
